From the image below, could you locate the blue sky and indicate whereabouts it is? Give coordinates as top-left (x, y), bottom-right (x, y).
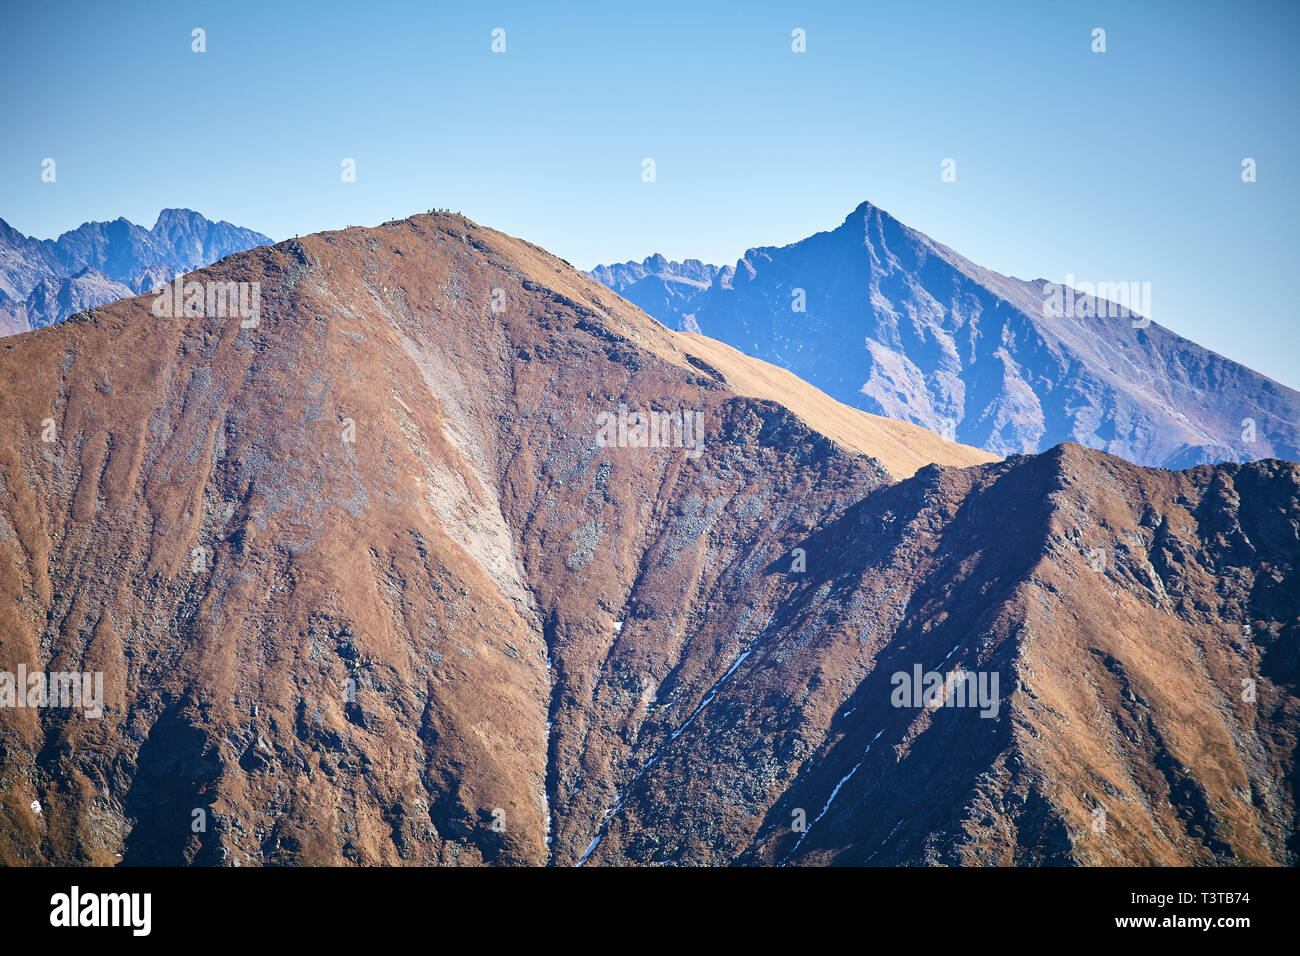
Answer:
top-left (3, 0), bottom-right (1297, 387)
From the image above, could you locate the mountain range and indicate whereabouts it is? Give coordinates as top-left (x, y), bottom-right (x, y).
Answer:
top-left (590, 201), bottom-right (1300, 470)
top-left (0, 211), bottom-right (1294, 866)
top-left (0, 210), bottom-right (273, 336)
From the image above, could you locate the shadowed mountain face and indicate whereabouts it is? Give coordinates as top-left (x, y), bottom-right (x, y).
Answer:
top-left (0, 213), bottom-right (1295, 867)
top-left (0, 210), bottom-right (273, 336)
top-left (589, 202), bottom-right (1300, 471)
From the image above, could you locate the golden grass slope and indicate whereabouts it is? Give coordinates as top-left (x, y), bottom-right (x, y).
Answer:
top-left (669, 331), bottom-right (998, 478)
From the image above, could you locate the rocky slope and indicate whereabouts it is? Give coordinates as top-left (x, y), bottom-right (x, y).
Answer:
top-left (0, 210), bottom-right (272, 336)
top-left (0, 212), bottom-right (1294, 866)
top-left (589, 201), bottom-right (1300, 470)
top-left (0, 269), bottom-right (135, 335)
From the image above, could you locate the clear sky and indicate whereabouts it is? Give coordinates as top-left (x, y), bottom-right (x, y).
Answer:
top-left (2, 0), bottom-right (1297, 387)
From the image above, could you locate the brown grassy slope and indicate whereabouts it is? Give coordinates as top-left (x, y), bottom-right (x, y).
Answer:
top-left (728, 446), bottom-right (1299, 866)
top-left (0, 213), bottom-right (893, 865)
top-left (671, 331), bottom-right (997, 478)
top-left (0, 212), bottom-right (1294, 867)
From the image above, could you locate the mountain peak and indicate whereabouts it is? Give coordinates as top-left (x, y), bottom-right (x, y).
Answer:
top-left (152, 207), bottom-right (206, 231)
top-left (590, 203), bottom-right (1300, 469)
top-left (0, 209), bottom-right (273, 336)
top-left (844, 198), bottom-right (898, 223)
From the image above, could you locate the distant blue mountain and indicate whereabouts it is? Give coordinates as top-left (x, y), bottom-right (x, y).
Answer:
top-left (0, 209), bottom-right (273, 335)
top-left (590, 201), bottom-right (1299, 469)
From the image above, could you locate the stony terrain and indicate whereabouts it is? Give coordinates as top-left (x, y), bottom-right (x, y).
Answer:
top-left (590, 201), bottom-right (1300, 470)
top-left (0, 268), bottom-right (135, 335)
top-left (0, 212), bottom-right (1294, 866)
